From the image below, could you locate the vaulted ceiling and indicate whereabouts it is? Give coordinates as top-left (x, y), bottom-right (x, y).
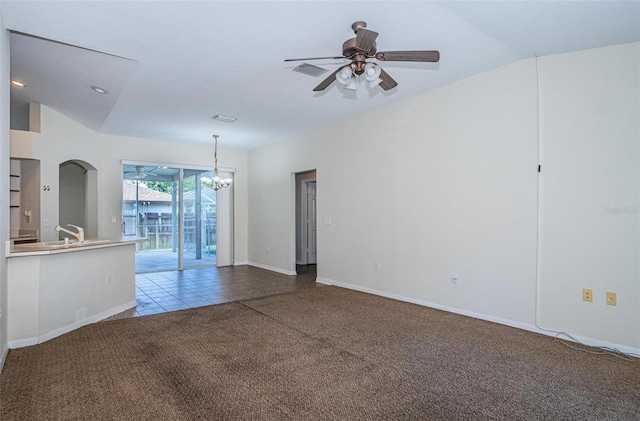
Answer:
top-left (4, 1), bottom-right (639, 150)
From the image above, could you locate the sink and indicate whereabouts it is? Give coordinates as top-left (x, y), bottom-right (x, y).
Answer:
top-left (68, 239), bottom-right (111, 247)
top-left (14, 239), bottom-right (112, 250)
top-left (17, 240), bottom-right (69, 249)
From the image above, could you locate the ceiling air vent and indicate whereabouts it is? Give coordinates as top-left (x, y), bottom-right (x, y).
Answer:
top-left (292, 63), bottom-right (329, 77)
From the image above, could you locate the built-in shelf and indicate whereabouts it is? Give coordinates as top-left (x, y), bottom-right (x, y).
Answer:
top-left (9, 158), bottom-right (40, 237)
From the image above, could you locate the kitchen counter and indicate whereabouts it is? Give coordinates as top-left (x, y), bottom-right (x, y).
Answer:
top-left (7, 236), bottom-right (148, 348)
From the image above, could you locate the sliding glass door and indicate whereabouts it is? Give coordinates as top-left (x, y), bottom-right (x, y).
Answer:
top-left (122, 163), bottom-right (232, 273)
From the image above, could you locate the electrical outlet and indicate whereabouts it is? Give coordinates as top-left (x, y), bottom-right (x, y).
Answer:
top-left (606, 291), bottom-right (617, 306)
top-left (106, 275), bottom-right (112, 286)
top-left (582, 288), bottom-right (593, 302)
top-left (450, 274), bottom-right (459, 285)
top-left (375, 263), bottom-right (381, 272)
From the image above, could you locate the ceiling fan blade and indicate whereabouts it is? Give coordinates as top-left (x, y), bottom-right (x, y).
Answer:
top-left (355, 28), bottom-right (378, 53)
top-left (375, 50), bottom-right (440, 62)
top-left (313, 65), bottom-right (346, 92)
top-left (125, 173), bottom-right (147, 180)
top-left (379, 69), bottom-right (398, 91)
top-left (285, 56), bottom-right (344, 62)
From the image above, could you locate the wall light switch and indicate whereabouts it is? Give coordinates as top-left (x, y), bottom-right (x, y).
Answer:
top-left (111, 217), bottom-right (117, 223)
top-left (323, 217), bottom-right (332, 225)
top-left (42, 217), bottom-right (50, 227)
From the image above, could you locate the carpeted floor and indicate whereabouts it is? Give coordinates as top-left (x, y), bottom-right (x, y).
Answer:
top-left (1, 286), bottom-right (639, 420)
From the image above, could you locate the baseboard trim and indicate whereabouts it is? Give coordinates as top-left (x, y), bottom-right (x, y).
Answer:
top-left (234, 261), bottom-right (248, 266)
top-left (316, 277), bottom-right (640, 357)
top-left (248, 261), bottom-right (296, 276)
top-left (8, 337), bottom-right (37, 349)
top-left (9, 300), bottom-right (137, 349)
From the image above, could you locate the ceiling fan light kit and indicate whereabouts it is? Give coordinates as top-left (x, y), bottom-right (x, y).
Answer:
top-left (285, 21), bottom-right (439, 92)
top-left (364, 63), bottom-right (382, 87)
top-left (336, 66), bottom-right (357, 90)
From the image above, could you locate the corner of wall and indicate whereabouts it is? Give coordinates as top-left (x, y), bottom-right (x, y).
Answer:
top-left (0, 4), bottom-right (11, 373)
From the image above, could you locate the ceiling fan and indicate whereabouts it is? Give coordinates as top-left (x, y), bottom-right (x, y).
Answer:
top-left (285, 21), bottom-right (440, 92)
top-left (124, 166), bottom-right (160, 180)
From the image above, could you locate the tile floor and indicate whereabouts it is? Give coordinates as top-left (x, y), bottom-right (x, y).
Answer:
top-left (134, 249), bottom-right (217, 273)
top-left (107, 264), bottom-right (318, 320)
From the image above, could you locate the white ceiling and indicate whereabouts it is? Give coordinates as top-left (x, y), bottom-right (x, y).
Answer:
top-left (3, 1), bottom-right (640, 150)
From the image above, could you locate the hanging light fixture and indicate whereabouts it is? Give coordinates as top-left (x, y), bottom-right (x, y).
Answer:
top-left (202, 135), bottom-right (232, 191)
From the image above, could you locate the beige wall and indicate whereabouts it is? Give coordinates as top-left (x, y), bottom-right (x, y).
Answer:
top-left (248, 43), bottom-right (640, 352)
top-left (537, 43), bottom-right (640, 347)
top-left (10, 106), bottom-right (249, 263)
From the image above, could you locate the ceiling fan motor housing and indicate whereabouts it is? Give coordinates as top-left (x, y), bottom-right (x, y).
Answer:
top-left (342, 37), bottom-right (377, 59)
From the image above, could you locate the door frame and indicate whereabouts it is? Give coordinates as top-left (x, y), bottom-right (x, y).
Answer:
top-left (301, 180), bottom-right (317, 265)
top-left (292, 170), bottom-right (317, 273)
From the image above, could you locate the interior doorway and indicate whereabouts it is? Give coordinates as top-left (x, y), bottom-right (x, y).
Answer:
top-left (295, 170), bottom-right (317, 267)
top-left (59, 160), bottom-right (98, 240)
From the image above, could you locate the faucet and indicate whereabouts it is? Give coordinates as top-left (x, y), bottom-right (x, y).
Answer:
top-left (55, 224), bottom-right (85, 242)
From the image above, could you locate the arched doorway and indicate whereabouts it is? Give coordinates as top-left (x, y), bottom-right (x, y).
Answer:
top-left (58, 160), bottom-right (98, 240)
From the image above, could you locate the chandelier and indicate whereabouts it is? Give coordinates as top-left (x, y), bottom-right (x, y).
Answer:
top-left (202, 135), bottom-right (232, 191)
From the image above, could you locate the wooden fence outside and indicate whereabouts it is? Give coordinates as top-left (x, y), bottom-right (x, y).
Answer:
top-left (123, 211), bottom-right (216, 251)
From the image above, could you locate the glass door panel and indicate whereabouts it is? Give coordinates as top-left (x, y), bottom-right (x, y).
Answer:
top-left (183, 170), bottom-right (217, 268)
top-left (123, 165), bottom-right (180, 272)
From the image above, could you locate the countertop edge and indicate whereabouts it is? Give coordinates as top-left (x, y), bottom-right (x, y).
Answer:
top-left (7, 237), bottom-right (148, 257)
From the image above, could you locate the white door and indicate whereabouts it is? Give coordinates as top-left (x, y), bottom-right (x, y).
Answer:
top-left (306, 182), bottom-right (317, 264)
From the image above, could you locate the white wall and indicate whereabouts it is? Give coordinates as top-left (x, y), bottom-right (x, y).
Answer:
top-left (250, 57), bottom-right (540, 318)
top-left (538, 43), bottom-right (640, 348)
top-left (248, 43), bottom-right (640, 352)
top-left (10, 106), bottom-right (249, 263)
top-left (0, 4), bottom-right (10, 372)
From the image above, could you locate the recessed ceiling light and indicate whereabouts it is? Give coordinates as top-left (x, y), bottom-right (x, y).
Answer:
top-left (91, 85), bottom-right (109, 94)
top-left (11, 80), bottom-right (26, 87)
top-left (212, 115), bottom-right (237, 123)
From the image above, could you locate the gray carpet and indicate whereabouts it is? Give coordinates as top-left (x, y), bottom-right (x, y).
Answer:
top-left (1, 286), bottom-right (639, 420)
